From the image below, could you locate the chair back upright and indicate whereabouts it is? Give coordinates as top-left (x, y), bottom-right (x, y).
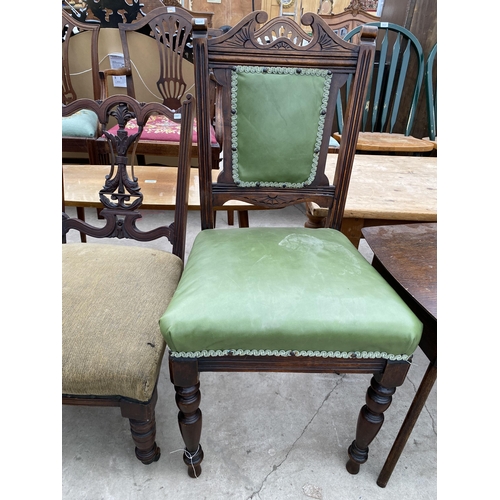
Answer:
top-left (62, 9), bottom-right (101, 104)
top-left (336, 22), bottom-right (425, 138)
top-left (193, 11), bottom-right (377, 232)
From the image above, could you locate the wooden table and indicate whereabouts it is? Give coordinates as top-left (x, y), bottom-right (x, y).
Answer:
top-left (63, 164), bottom-right (254, 226)
top-left (306, 154), bottom-right (437, 246)
top-left (64, 153), bottom-right (436, 241)
top-left (361, 223), bottom-right (437, 488)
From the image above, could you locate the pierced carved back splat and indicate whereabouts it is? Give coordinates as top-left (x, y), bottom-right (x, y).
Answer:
top-left (62, 94), bottom-right (194, 259)
top-left (119, 7), bottom-right (195, 112)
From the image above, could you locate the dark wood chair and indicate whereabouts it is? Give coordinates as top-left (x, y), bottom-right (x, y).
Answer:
top-left (62, 92), bottom-right (194, 464)
top-left (99, 5), bottom-right (220, 171)
top-left (160, 11), bottom-right (424, 478)
top-left (333, 22), bottom-right (434, 153)
top-left (98, 5), bottom-right (237, 225)
top-left (62, 9), bottom-right (103, 164)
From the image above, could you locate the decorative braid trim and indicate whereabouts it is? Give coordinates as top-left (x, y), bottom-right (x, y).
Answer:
top-left (169, 349), bottom-right (411, 361)
top-left (230, 66), bottom-right (332, 188)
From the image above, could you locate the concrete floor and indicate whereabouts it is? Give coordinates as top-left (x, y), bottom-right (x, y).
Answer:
top-left (62, 205), bottom-right (437, 500)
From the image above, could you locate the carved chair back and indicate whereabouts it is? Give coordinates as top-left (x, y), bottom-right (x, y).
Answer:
top-left (62, 93), bottom-right (193, 259)
top-left (193, 11), bottom-right (377, 231)
top-left (97, 5), bottom-right (221, 173)
top-left (254, 16), bottom-right (312, 46)
top-left (111, 6), bottom-right (198, 111)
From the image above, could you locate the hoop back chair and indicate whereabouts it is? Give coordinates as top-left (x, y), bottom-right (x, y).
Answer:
top-left (62, 9), bottom-right (103, 164)
top-left (99, 6), bottom-right (220, 170)
top-left (424, 43), bottom-right (437, 148)
top-left (62, 93), bottom-right (193, 464)
top-left (333, 22), bottom-right (434, 153)
top-left (159, 12), bottom-right (423, 478)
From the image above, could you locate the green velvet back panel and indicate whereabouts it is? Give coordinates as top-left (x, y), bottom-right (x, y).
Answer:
top-left (231, 66), bottom-right (332, 187)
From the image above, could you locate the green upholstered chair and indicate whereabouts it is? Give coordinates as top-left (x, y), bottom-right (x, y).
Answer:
top-left (160, 12), bottom-right (423, 479)
top-left (62, 9), bottom-right (102, 164)
top-left (333, 22), bottom-right (434, 154)
top-left (62, 93), bottom-right (193, 464)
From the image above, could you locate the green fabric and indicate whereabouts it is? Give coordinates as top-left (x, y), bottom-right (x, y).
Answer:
top-left (63, 243), bottom-right (183, 402)
top-left (160, 228), bottom-right (422, 357)
top-left (231, 67), bottom-right (330, 187)
top-left (62, 109), bottom-right (98, 138)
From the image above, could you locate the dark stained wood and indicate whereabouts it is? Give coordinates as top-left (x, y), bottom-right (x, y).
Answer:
top-left (361, 223), bottom-right (437, 487)
top-left (62, 93), bottom-right (194, 463)
top-left (362, 223), bottom-right (437, 319)
top-left (169, 12), bottom-right (417, 480)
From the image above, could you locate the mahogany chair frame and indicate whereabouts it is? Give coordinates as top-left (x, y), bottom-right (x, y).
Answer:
top-left (168, 12), bottom-right (413, 478)
top-left (62, 93), bottom-right (193, 463)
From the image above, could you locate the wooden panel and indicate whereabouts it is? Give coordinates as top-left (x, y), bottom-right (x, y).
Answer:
top-left (190, 0), bottom-right (262, 28)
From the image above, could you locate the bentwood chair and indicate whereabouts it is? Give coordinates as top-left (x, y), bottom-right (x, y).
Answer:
top-left (333, 22), bottom-right (434, 154)
top-left (160, 12), bottom-right (423, 478)
top-left (62, 9), bottom-right (103, 164)
top-left (62, 93), bottom-right (193, 463)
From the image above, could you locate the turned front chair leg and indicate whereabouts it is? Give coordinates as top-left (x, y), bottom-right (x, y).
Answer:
top-left (170, 357), bottom-right (204, 477)
top-left (120, 389), bottom-right (161, 465)
top-left (129, 416), bottom-right (161, 464)
top-left (175, 382), bottom-right (204, 477)
top-left (346, 376), bottom-right (396, 474)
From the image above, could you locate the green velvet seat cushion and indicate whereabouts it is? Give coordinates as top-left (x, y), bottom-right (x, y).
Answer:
top-left (63, 243), bottom-right (183, 402)
top-left (160, 228), bottom-right (422, 359)
top-left (62, 109), bottom-right (99, 138)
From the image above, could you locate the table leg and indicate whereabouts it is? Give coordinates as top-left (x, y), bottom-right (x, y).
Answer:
top-left (377, 357), bottom-right (437, 488)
